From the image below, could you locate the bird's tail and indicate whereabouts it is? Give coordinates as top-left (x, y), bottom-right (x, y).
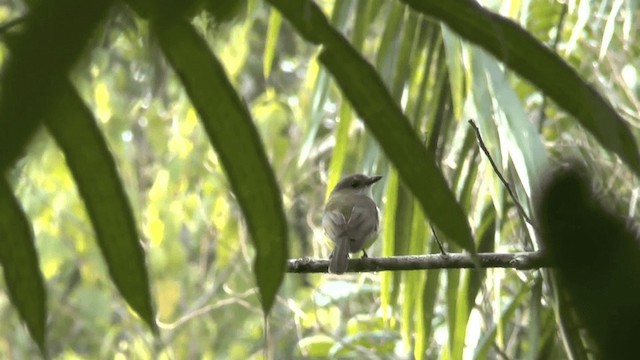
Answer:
top-left (329, 236), bottom-right (350, 274)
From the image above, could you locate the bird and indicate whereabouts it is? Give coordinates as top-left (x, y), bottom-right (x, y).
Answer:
top-left (322, 174), bottom-right (382, 274)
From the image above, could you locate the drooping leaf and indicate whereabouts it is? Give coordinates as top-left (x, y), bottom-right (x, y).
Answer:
top-left (0, 0), bottom-right (112, 172)
top-left (0, 178), bottom-right (47, 353)
top-left (45, 84), bottom-right (157, 332)
top-left (153, 18), bottom-right (288, 313)
top-left (263, 9), bottom-right (282, 80)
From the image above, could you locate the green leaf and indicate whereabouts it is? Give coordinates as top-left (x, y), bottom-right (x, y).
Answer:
top-left (402, 0), bottom-right (640, 177)
top-left (0, 178), bottom-right (47, 354)
top-left (268, 0), bottom-right (476, 253)
top-left (474, 280), bottom-right (530, 359)
top-left (380, 170), bottom-right (399, 318)
top-left (45, 84), bottom-right (157, 332)
top-left (417, 256), bottom-right (441, 359)
top-left (0, 0), bottom-right (112, 172)
top-left (153, 18), bottom-right (288, 314)
top-left (263, 9), bottom-right (282, 80)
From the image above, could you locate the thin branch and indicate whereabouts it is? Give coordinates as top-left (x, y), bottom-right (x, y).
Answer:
top-left (287, 251), bottom-right (550, 273)
top-left (430, 223), bottom-right (447, 255)
top-left (468, 119), bottom-right (534, 226)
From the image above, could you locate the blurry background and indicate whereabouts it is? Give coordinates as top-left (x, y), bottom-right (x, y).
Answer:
top-left (0, 0), bottom-right (639, 358)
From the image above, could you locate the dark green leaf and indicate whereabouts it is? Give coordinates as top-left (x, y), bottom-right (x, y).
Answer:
top-left (0, 177), bottom-right (46, 353)
top-left (153, 18), bottom-right (288, 313)
top-left (0, 0), bottom-right (112, 172)
top-left (45, 84), bottom-right (157, 333)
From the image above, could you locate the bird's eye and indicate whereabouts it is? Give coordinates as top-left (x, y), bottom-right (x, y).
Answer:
top-left (351, 182), bottom-right (358, 188)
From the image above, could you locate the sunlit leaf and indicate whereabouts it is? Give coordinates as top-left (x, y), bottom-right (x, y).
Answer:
top-left (263, 9), bottom-right (282, 79)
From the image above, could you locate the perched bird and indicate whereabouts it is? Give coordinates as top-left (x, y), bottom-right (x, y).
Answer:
top-left (322, 174), bottom-right (382, 274)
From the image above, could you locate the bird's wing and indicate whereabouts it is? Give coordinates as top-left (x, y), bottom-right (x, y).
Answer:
top-left (345, 197), bottom-right (378, 241)
top-left (322, 210), bottom-right (347, 240)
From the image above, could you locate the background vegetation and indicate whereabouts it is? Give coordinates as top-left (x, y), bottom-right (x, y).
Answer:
top-left (0, 0), bottom-right (638, 358)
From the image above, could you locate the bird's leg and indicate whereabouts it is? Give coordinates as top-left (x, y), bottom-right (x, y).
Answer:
top-left (361, 250), bottom-right (369, 259)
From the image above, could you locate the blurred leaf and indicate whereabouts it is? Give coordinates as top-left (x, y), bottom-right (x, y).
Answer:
top-left (527, 277), bottom-right (543, 360)
top-left (401, 203), bottom-right (427, 351)
top-left (474, 280), bottom-right (530, 359)
top-left (417, 251), bottom-right (441, 359)
top-left (268, 0), bottom-right (476, 253)
top-left (536, 163), bottom-right (640, 358)
top-left (0, 178), bottom-right (46, 353)
top-left (326, 0), bottom-right (373, 195)
top-left (326, 103), bottom-right (354, 199)
top-left (445, 268), bottom-right (460, 359)
top-left (381, 170), bottom-right (399, 319)
top-left (263, 9), bottom-right (282, 79)
top-left (297, 335), bottom-right (333, 357)
top-left (402, 0), bottom-right (640, 177)
top-left (374, 2), bottom-right (404, 85)
top-left (45, 84), bottom-right (157, 332)
top-left (153, 18), bottom-right (288, 313)
top-left (479, 49), bottom-right (548, 196)
top-left (0, 0), bottom-right (112, 172)
top-left (299, 0), bottom-right (350, 167)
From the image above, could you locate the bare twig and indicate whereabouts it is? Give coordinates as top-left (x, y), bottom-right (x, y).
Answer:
top-left (468, 119), bottom-right (534, 226)
top-left (430, 224), bottom-right (447, 255)
top-left (287, 251), bottom-right (550, 273)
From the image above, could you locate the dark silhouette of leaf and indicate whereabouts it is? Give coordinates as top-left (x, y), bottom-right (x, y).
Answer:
top-left (46, 84), bottom-right (157, 333)
top-left (0, 178), bottom-right (46, 353)
top-left (153, 18), bottom-right (288, 313)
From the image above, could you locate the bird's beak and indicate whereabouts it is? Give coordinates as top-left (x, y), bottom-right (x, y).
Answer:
top-left (367, 175), bottom-right (383, 185)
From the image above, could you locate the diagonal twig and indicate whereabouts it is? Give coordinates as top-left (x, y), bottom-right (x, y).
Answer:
top-left (468, 119), bottom-right (534, 226)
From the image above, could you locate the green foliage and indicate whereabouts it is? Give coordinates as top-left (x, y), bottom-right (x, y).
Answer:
top-left (0, 0), bottom-right (638, 358)
top-left (0, 178), bottom-right (46, 353)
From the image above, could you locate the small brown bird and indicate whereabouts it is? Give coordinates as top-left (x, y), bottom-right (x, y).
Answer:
top-left (322, 174), bottom-right (382, 274)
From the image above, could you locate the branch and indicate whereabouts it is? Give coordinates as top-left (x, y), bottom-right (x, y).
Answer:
top-left (468, 119), bottom-right (534, 226)
top-left (287, 251), bottom-right (550, 273)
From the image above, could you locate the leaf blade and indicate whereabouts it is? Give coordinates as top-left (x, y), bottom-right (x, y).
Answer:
top-left (45, 84), bottom-right (157, 332)
top-left (0, 178), bottom-right (47, 353)
top-left (154, 19), bottom-right (288, 313)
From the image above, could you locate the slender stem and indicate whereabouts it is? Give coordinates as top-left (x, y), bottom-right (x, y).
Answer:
top-left (468, 119), bottom-right (534, 226)
top-left (287, 251), bottom-right (549, 273)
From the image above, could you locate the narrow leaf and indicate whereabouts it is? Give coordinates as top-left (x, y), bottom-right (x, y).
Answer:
top-left (45, 84), bottom-right (156, 332)
top-left (263, 9), bottom-right (282, 79)
top-left (0, 178), bottom-right (46, 353)
top-left (402, 0), bottom-right (640, 176)
top-left (153, 18), bottom-right (288, 313)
